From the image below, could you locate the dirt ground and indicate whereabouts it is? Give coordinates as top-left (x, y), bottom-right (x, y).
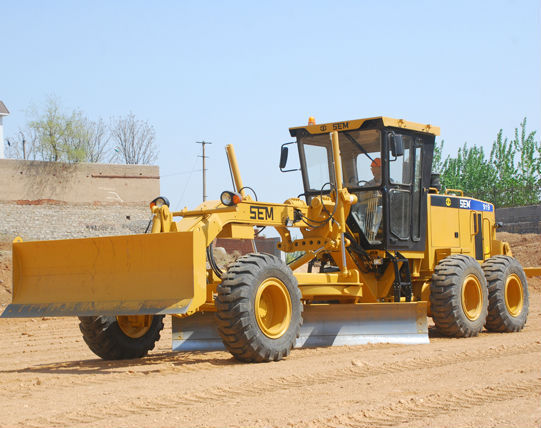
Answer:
top-left (0, 234), bottom-right (539, 428)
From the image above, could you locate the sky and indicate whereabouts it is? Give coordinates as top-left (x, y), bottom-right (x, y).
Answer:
top-left (1, 0), bottom-right (540, 212)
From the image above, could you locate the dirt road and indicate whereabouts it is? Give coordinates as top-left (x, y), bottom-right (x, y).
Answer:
top-left (0, 235), bottom-right (539, 428)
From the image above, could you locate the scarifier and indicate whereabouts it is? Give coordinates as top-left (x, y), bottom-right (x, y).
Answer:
top-left (3, 116), bottom-right (538, 363)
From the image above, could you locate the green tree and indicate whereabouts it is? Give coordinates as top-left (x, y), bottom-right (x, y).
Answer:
top-left (8, 97), bottom-right (111, 163)
top-left (28, 97), bottom-right (90, 162)
top-left (437, 118), bottom-right (540, 208)
top-left (432, 139), bottom-right (444, 173)
top-left (512, 118), bottom-right (540, 205)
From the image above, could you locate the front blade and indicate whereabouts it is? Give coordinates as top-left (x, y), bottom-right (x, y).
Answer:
top-left (172, 302), bottom-right (428, 352)
top-left (2, 231), bottom-right (206, 318)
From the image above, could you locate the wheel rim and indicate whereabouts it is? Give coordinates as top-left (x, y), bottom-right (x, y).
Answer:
top-left (116, 315), bottom-right (152, 339)
top-left (505, 274), bottom-right (524, 317)
top-left (255, 278), bottom-right (292, 339)
top-left (461, 274), bottom-right (483, 321)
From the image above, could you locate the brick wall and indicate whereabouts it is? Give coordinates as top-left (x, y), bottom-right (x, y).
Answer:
top-left (0, 159), bottom-right (160, 242)
top-left (0, 159), bottom-right (159, 204)
top-left (495, 204), bottom-right (541, 234)
top-left (0, 202), bottom-right (151, 242)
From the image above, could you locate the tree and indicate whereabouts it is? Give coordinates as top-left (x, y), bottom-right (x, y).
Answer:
top-left (26, 97), bottom-right (86, 162)
top-left (432, 139), bottom-right (445, 173)
top-left (5, 129), bottom-right (37, 160)
top-left (437, 118), bottom-right (540, 208)
top-left (6, 97), bottom-right (142, 164)
top-left (512, 118), bottom-right (540, 205)
top-left (80, 118), bottom-right (110, 163)
top-left (7, 96), bottom-right (111, 164)
top-left (109, 113), bottom-right (158, 164)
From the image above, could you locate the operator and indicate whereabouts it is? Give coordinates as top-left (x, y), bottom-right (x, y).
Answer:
top-left (351, 157), bottom-right (383, 243)
top-left (365, 157), bottom-right (382, 187)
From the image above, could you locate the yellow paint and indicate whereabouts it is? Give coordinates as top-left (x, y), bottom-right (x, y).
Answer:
top-left (11, 230), bottom-right (207, 315)
top-left (289, 116), bottom-right (440, 136)
top-left (505, 274), bottom-right (524, 317)
top-left (461, 274), bottom-right (483, 321)
top-left (218, 223), bottom-right (255, 239)
top-left (116, 315), bottom-right (152, 338)
top-left (255, 278), bottom-right (292, 339)
top-left (226, 144), bottom-right (245, 197)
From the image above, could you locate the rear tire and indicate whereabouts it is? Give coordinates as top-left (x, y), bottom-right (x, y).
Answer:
top-left (430, 254), bottom-right (488, 337)
top-left (482, 256), bottom-right (529, 332)
top-left (215, 253), bottom-right (302, 363)
top-left (78, 315), bottom-right (164, 360)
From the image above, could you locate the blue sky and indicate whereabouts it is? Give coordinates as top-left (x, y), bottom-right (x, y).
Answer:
top-left (1, 0), bottom-right (540, 211)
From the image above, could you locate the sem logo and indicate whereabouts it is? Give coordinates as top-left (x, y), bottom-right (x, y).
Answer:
top-left (460, 199), bottom-right (471, 209)
top-left (249, 206), bottom-right (274, 221)
top-left (445, 198), bottom-right (451, 206)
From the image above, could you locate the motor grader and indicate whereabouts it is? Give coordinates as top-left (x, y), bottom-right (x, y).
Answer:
top-left (3, 116), bottom-right (538, 363)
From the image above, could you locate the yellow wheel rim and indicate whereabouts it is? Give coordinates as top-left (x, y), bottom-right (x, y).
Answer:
top-left (505, 274), bottom-right (524, 317)
top-left (255, 278), bottom-right (292, 339)
top-left (461, 274), bottom-right (483, 321)
top-left (116, 315), bottom-right (152, 339)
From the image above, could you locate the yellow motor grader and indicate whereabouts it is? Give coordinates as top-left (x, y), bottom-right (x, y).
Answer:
top-left (3, 116), bottom-right (538, 363)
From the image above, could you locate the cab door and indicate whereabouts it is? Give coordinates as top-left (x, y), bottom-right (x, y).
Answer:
top-left (386, 133), bottom-right (428, 252)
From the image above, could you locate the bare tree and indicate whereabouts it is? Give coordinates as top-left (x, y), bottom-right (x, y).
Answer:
top-left (5, 129), bottom-right (37, 160)
top-left (81, 118), bottom-right (110, 163)
top-left (109, 113), bottom-right (158, 164)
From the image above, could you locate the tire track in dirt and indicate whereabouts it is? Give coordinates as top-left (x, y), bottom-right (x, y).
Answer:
top-left (4, 339), bottom-right (538, 397)
top-left (16, 342), bottom-right (540, 427)
top-left (299, 378), bottom-right (541, 428)
top-left (0, 350), bottom-right (238, 395)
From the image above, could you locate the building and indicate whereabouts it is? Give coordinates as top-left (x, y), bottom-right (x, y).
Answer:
top-left (0, 100), bottom-right (9, 159)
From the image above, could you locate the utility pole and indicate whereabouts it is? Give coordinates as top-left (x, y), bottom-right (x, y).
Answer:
top-left (196, 141), bottom-right (211, 202)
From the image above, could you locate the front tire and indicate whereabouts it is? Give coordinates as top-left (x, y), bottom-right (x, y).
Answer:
top-left (78, 315), bottom-right (165, 360)
top-left (215, 253), bottom-right (302, 362)
top-left (482, 256), bottom-right (529, 332)
top-left (430, 254), bottom-right (488, 337)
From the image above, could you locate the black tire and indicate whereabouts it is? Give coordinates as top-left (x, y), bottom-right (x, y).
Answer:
top-left (215, 253), bottom-right (302, 363)
top-left (430, 254), bottom-right (488, 337)
top-left (482, 256), bottom-right (529, 332)
top-left (78, 315), bottom-right (165, 360)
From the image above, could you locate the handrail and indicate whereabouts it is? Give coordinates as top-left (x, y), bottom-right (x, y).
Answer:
top-left (445, 188), bottom-right (464, 196)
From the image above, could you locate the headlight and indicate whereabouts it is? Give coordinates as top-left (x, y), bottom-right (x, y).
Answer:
top-left (220, 191), bottom-right (242, 206)
top-left (150, 196), bottom-right (170, 209)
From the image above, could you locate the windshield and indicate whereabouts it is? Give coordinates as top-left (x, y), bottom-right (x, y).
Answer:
top-left (299, 129), bottom-right (381, 192)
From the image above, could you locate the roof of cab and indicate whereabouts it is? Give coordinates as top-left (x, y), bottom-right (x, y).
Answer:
top-left (289, 116), bottom-right (440, 137)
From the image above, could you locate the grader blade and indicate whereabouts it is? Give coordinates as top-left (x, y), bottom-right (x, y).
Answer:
top-left (297, 302), bottom-right (428, 346)
top-left (2, 232), bottom-right (206, 318)
top-left (172, 301), bottom-right (428, 351)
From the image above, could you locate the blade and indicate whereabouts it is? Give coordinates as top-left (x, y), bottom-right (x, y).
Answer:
top-left (172, 302), bottom-right (428, 352)
top-left (2, 231), bottom-right (206, 318)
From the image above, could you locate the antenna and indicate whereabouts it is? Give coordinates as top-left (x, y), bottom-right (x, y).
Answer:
top-left (196, 141), bottom-right (212, 202)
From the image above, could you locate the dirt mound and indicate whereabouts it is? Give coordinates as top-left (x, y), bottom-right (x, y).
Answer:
top-left (497, 232), bottom-right (540, 267)
top-left (497, 232), bottom-right (541, 291)
top-left (0, 246), bottom-right (11, 306)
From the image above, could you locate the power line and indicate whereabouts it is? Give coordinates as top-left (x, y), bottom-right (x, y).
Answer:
top-left (160, 169), bottom-right (202, 178)
top-left (173, 157), bottom-right (200, 209)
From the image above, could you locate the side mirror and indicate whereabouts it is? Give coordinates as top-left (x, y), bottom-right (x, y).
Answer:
top-left (390, 134), bottom-right (404, 157)
top-left (279, 142), bottom-right (300, 172)
top-left (279, 146), bottom-right (289, 170)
